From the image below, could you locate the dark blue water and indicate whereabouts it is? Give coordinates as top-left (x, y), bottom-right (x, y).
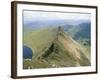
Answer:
top-left (23, 45), bottom-right (33, 59)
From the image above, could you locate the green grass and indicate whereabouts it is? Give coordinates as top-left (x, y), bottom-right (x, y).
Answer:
top-left (24, 28), bottom-right (58, 57)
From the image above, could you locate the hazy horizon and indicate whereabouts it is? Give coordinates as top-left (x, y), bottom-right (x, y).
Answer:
top-left (23, 10), bottom-right (91, 23)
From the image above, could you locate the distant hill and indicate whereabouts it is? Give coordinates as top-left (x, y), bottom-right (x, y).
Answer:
top-left (74, 22), bottom-right (91, 40)
top-left (23, 19), bottom-right (90, 33)
top-left (63, 22), bottom-right (91, 40)
top-left (23, 27), bottom-right (90, 69)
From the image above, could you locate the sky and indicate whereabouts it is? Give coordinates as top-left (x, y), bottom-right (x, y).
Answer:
top-left (23, 10), bottom-right (91, 23)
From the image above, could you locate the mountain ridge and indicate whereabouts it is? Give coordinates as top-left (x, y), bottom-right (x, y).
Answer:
top-left (23, 27), bottom-right (90, 69)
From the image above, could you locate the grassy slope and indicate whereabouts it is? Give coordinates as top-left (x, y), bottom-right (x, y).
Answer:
top-left (23, 28), bottom-right (58, 69)
top-left (24, 28), bottom-right (58, 57)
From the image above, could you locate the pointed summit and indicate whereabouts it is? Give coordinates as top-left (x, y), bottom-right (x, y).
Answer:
top-left (58, 26), bottom-right (64, 35)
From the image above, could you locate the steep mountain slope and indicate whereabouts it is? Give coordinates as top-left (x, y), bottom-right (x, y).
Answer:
top-left (63, 22), bottom-right (91, 60)
top-left (23, 27), bottom-right (90, 69)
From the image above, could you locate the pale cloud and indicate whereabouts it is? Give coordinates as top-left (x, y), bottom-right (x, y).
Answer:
top-left (23, 10), bottom-right (91, 22)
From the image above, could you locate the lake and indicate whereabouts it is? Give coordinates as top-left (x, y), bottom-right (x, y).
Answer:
top-left (23, 45), bottom-right (33, 59)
